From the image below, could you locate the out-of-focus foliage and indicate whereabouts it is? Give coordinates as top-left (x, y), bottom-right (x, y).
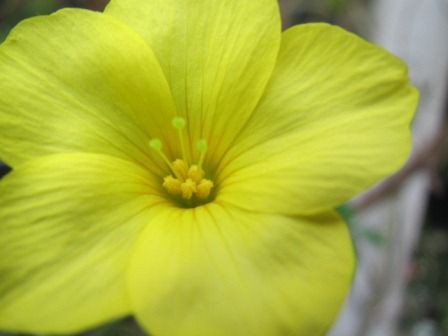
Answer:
top-left (402, 139), bottom-right (448, 336)
top-left (402, 228), bottom-right (448, 336)
top-left (280, 0), bottom-right (372, 36)
top-left (0, 0), bottom-right (108, 42)
top-left (338, 205), bottom-right (387, 247)
top-left (1, 0), bottom-right (58, 41)
top-left (0, 317), bottom-right (145, 336)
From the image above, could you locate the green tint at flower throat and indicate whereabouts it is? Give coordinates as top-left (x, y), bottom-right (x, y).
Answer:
top-left (149, 116), bottom-right (214, 207)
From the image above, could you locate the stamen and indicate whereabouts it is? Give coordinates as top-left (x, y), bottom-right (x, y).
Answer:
top-left (187, 165), bottom-right (204, 183)
top-left (172, 159), bottom-right (189, 179)
top-left (196, 179), bottom-right (214, 199)
top-left (172, 116), bottom-right (189, 163)
top-left (149, 138), bottom-right (181, 179)
top-left (151, 131), bottom-right (213, 203)
top-left (196, 139), bottom-right (208, 169)
top-left (163, 175), bottom-right (182, 195)
top-left (180, 178), bottom-right (197, 200)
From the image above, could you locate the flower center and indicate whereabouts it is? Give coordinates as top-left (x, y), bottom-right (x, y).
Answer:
top-left (149, 117), bottom-right (214, 203)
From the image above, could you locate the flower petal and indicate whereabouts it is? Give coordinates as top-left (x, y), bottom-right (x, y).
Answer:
top-left (219, 24), bottom-right (418, 215)
top-left (0, 8), bottom-right (176, 168)
top-left (0, 153), bottom-right (163, 333)
top-left (105, 0), bottom-right (281, 163)
top-left (129, 203), bottom-right (354, 336)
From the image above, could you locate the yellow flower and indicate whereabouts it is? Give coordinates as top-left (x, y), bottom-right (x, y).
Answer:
top-left (0, 1), bottom-right (418, 336)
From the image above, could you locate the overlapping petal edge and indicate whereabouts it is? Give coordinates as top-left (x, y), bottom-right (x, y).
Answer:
top-left (0, 0), bottom-right (417, 336)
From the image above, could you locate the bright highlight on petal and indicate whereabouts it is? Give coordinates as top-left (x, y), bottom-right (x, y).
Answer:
top-left (129, 204), bottom-right (355, 336)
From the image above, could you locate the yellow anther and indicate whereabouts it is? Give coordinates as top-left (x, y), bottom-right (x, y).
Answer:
top-left (172, 159), bottom-right (189, 180)
top-left (196, 179), bottom-right (214, 199)
top-left (181, 178), bottom-right (197, 200)
top-left (187, 165), bottom-right (204, 183)
top-left (163, 175), bottom-right (182, 195)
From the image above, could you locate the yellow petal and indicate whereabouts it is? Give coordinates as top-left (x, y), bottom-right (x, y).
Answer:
top-left (0, 8), bottom-right (176, 169)
top-left (219, 24), bottom-right (419, 215)
top-left (0, 153), bottom-right (164, 333)
top-left (105, 0), bottom-right (281, 163)
top-left (129, 203), bottom-right (355, 336)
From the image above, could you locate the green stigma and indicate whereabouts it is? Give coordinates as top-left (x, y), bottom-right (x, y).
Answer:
top-left (149, 138), bottom-right (163, 151)
top-left (172, 116), bottom-right (186, 129)
top-left (196, 139), bottom-right (208, 152)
